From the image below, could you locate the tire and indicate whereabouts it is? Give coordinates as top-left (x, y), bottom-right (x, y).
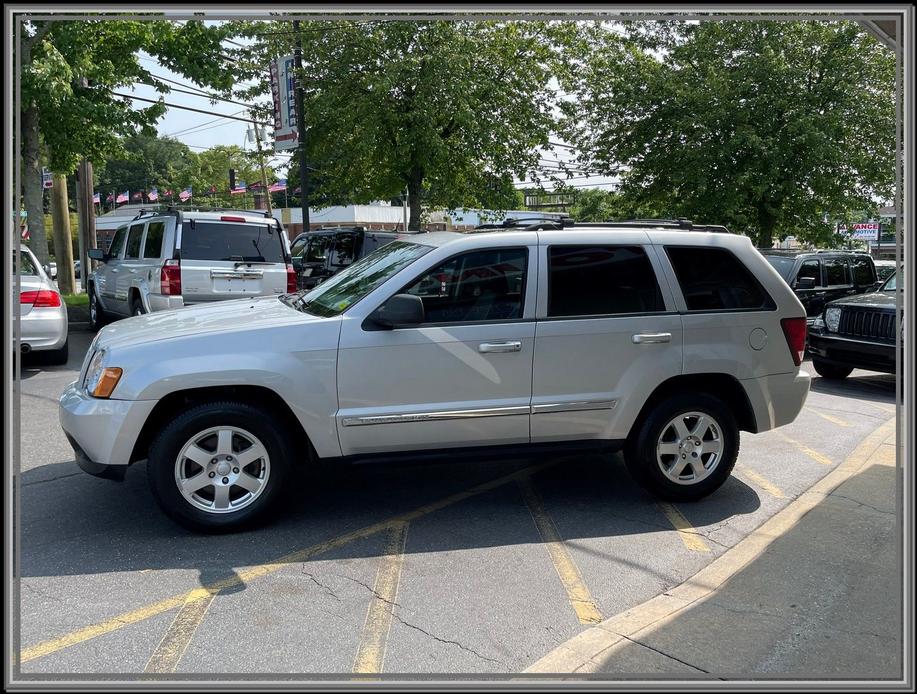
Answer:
top-left (812, 359), bottom-right (853, 380)
top-left (131, 295), bottom-right (145, 317)
top-left (88, 287), bottom-right (107, 331)
top-left (46, 339), bottom-right (69, 365)
top-left (147, 401), bottom-right (293, 533)
top-left (624, 393), bottom-right (738, 501)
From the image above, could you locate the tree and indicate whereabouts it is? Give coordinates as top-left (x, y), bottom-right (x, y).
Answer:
top-left (230, 20), bottom-right (577, 228)
top-left (18, 18), bottom-right (235, 263)
top-left (560, 21), bottom-right (896, 247)
top-left (97, 134), bottom-right (197, 204)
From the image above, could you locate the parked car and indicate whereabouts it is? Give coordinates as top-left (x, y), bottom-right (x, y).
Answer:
top-left (61, 222), bottom-right (810, 532)
top-left (17, 246), bottom-right (69, 363)
top-left (48, 261), bottom-right (57, 280)
top-left (759, 250), bottom-right (879, 326)
top-left (86, 208), bottom-right (295, 329)
top-left (74, 260), bottom-right (81, 279)
top-left (289, 226), bottom-right (411, 290)
top-left (808, 270), bottom-right (900, 379)
top-left (874, 259), bottom-right (898, 281)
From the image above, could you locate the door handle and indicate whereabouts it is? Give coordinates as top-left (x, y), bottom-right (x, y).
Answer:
top-left (479, 341), bottom-right (522, 353)
top-left (632, 332), bottom-right (672, 344)
top-left (129, 268), bottom-right (137, 274)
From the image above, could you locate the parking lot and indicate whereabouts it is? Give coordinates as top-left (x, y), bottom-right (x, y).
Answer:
top-left (16, 323), bottom-right (897, 676)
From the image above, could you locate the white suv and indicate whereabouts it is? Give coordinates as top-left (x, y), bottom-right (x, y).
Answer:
top-left (61, 222), bottom-right (810, 531)
top-left (87, 208), bottom-right (295, 328)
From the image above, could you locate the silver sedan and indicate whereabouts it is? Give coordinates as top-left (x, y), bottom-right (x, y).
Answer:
top-left (17, 246), bottom-right (69, 364)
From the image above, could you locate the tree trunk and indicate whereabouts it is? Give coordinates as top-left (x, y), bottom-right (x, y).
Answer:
top-left (407, 167), bottom-right (423, 231)
top-left (756, 205), bottom-right (777, 249)
top-left (51, 173), bottom-right (75, 295)
top-left (21, 103), bottom-right (50, 265)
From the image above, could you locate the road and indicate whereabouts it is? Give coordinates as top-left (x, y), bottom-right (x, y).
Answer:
top-left (15, 325), bottom-right (897, 676)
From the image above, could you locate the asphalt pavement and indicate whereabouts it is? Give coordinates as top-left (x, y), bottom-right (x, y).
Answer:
top-left (14, 323), bottom-right (900, 679)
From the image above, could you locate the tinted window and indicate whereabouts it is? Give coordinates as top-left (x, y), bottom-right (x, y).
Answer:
top-left (850, 256), bottom-right (876, 286)
top-left (290, 237), bottom-right (307, 260)
top-left (16, 250), bottom-right (37, 275)
top-left (763, 255), bottom-right (796, 281)
top-left (306, 235), bottom-right (332, 263)
top-left (329, 234), bottom-right (359, 267)
top-left (796, 259), bottom-right (822, 286)
top-left (824, 257), bottom-right (850, 285)
top-left (124, 224), bottom-right (145, 259)
top-left (143, 221), bottom-right (165, 259)
top-left (881, 273), bottom-right (899, 291)
top-left (180, 221), bottom-right (284, 262)
top-left (404, 248), bottom-right (527, 323)
top-left (548, 245), bottom-right (664, 317)
top-left (109, 227), bottom-right (127, 258)
top-left (666, 246), bottom-right (775, 311)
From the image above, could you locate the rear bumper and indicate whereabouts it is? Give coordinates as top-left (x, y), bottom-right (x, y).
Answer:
top-left (146, 293), bottom-right (184, 313)
top-left (740, 371), bottom-right (811, 433)
top-left (20, 306), bottom-right (68, 350)
top-left (808, 332), bottom-right (896, 373)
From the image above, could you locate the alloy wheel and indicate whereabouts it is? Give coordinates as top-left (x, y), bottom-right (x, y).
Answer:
top-left (655, 411), bottom-right (724, 485)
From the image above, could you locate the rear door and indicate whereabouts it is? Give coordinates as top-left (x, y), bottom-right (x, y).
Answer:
top-left (114, 222), bottom-right (146, 315)
top-left (823, 256), bottom-right (855, 304)
top-left (178, 218), bottom-right (289, 303)
top-left (792, 258), bottom-right (826, 319)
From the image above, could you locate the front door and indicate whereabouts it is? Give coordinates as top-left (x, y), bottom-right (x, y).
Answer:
top-left (823, 256), bottom-right (855, 305)
top-left (792, 258), bottom-right (826, 319)
top-left (336, 246), bottom-right (535, 456)
top-left (96, 225), bottom-right (127, 314)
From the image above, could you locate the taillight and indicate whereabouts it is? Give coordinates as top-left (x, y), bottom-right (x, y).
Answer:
top-left (781, 317), bottom-right (807, 367)
top-left (20, 289), bottom-right (61, 307)
top-left (286, 263), bottom-right (297, 293)
top-left (161, 259), bottom-right (182, 296)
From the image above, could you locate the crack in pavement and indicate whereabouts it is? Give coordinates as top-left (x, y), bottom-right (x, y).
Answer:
top-left (389, 612), bottom-right (504, 666)
top-left (20, 471), bottom-right (83, 487)
top-left (21, 581), bottom-right (64, 603)
top-left (300, 568), bottom-right (342, 602)
top-left (825, 494), bottom-right (896, 517)
top-left (614, 632), bottom-right (720, 677)
top-left (337, 574), bottom-right (402, 610)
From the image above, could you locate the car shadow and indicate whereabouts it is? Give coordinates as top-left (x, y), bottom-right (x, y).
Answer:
top-left (19, 451), bottom-right (762, 586)
top-left (808, 370), bottom-right (897, 406)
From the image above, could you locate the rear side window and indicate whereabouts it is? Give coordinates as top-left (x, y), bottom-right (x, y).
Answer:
top-left (329, 233), bottom-right (360, 267)
top-left (850, 256), bottom-right (876, 286)
top-left (306, 235), bottom-right (332, 263)
top-left (796, 259), bottom-right (822, 286)
top-left (180, 221), bottom-right (285, 262)
top-left (666, 246), bottom-right (775, 311)
top-left (16, 250), bottom-right (37, 275)
top-left (824, 257), bottom-right (850, 286)
top-left (548, 246), bottom-right (664, 317)
top-left (124, 224), bottom-right (145, 259)
top-left (143, 222), bottom-right (165, 259)
top-left (290, 237), bottom-right (307, 260)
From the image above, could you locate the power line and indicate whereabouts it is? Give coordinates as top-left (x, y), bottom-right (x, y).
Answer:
top-left (141, 74), bottom-right (258, 108)
top-left (111, 92), bottom-right (271, 125)
top-left (166, 112), bottom-right (248, 138)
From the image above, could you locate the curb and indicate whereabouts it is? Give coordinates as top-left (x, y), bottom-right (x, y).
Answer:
top-left (524, 415), bottom-right (898, 675)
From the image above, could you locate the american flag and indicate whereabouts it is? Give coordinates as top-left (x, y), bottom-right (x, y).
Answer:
top-left (116, 191), bottom-right (129, 203)
top-left (269, 179), bottom-right (287, 192)
top-left (164, 189), bottom-right (173, 197)
top-left (148, 188), bottom-right (159, 202)
top-left (107, 192), bottom-right (114, 203)
top-left (209, 185), bottom-right (217, 194)
top-left (179, 187), bottom-right (192, 202)
top-left (92, 192), bottom-right (101, 204)
top-left (230, 181), bottom-right (247, 195)
top-left (132, 191), bottom-right (143, 201)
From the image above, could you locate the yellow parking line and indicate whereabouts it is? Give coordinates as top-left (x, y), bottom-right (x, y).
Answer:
top-left (774, 431), bottom-right (833, 466)
top-left (518, 476), bottom-right (604, 625)
top-left (735, 464), bottom-right (786, 499)
top-left (352, 522), bottom-right (409, 674)
top-left (143, 591), bottom-right (216, 673)
top-left (19, 462), bottom-right (552, 664)
top-left (810, 410), bottom-right (850, 427)
top-left (657, 502), bottom-right (711, 553)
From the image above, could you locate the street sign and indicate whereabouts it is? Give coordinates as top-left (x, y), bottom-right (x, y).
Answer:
top-left (42, 167), bottom-right (52, 189)
top-left (837, 222), bottom-right (880, 241)
top-left (270, 55), bottom-right (298, 152)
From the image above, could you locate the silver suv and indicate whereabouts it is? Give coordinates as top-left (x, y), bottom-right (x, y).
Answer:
top-left (87, 208), bottom-right (295, 328)
top-left (61, 223), bottom-right (811, 532)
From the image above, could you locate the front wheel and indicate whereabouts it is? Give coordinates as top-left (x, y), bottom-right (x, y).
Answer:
top-left (88, 288), bottom-right (107, 331)
top-left (624, 393), bottom-right (738, 501)
top-left (147, 401), bottom-right (293, 532)
top-left (812, 359), bottom-right (853, 380)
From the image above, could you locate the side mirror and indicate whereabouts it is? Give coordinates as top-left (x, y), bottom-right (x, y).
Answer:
top-left (371, 293), bottom-right (425, 329)
top-left (88, 248), bottom-right (105, 262)
top-left (795, 277), bottom-right (816, 290)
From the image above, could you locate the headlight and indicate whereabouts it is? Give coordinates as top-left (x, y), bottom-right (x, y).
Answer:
top-left (825, 307), bottom-right (842, 333)
top-left (83, 349), bottom-right (122, 398)
top-left (812, 315), bottom-right (826, 330)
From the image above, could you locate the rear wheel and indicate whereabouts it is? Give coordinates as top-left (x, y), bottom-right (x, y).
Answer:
top-left (624, 393), bottom-right (738, 501)
top-left (88, 288), bottom-right (107, 331)
top-left (812, 359), bottom-right (853, 380)
top-left (147, 401), bottom-right (293, 532)
top-left (46, 339), bottom-right (69, 365)
top-left (131, 296), bottom-right (145, 317)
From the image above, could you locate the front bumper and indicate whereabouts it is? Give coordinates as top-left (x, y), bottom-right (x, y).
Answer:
top-left (808, 331), bottom-right (896, 374)
top-left (59, 381), bottom-right (157, 477)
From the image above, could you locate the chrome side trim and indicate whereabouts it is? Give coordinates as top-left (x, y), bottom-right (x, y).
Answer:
top-left (341, 405), bottom-right (530, 427)
top-left (531, 400), bottom-right (617, 414)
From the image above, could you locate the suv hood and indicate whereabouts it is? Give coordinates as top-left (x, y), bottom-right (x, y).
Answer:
top-left (95, 295), bottom-right (319, 351)
top-left (827, 291), bottom-right (897, 310)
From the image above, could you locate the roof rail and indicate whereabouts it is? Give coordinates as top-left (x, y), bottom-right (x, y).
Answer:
top-left (174, 205), bottom-right (273, 218)
top-left (473, 216), bottom-right (575, 231)
top-left (575, 218), bottom-right (732, 233)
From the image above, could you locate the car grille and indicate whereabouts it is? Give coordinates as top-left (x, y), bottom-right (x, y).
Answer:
top-left (837, 308), bottom-right (896, 342)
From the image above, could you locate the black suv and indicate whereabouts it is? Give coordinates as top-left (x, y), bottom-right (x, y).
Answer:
top-left (807, 271), bottom-right (899, 379)
top-left (760, 250), bottom-right (880, 324)
top-left (290, 227), bottom-right (412, 290)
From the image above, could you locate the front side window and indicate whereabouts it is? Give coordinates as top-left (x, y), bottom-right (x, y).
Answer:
top-left (850, 256), bottom-right (876, 286)
top-left (290, 237), bottom-right (307, 260)
top-left (306, 235), bottom-right (332, 263)
top-left (824, 257), bottom-right (850, 286)
top-left (285, 241), bottom-right (432, 317)
top-left (402, 248), bottom-right (528, 323)
top-left (124, 224), bottom-right (145, 259)
top-left (795, 259), bottom-right (822, 287)
top-left (548, 245), bottom-right (664, 317)
top-left (108, 227), bottom-right (128, 258)
top-left (666, 246), bottom-right (775, 311)
top-left (143, 221), bottom-right (165, 259)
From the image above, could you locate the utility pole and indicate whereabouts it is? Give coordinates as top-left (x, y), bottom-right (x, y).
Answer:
top-left (403, 186), bottom-right (409, 231)
top-left (293, 20), bottom-right (310, 232)
top-left (251, 120), bottom-right (273, 216)
top-left (50, 173), bottom-right (75, 295)
top-left (75, 158), bottom-right (96, 290)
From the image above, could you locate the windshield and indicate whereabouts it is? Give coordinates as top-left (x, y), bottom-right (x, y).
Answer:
top-left (762, 255), bottom-right (796, 281)
top-left (282, 241), bottom-right (432, 317)
top-left (880, 272), bottom-right (899, 291)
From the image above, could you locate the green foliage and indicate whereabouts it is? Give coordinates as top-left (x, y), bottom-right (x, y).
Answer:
top-left (561, 21), bottom-right (896, 247)
top-left (97, 134), bottom-right (196, 197)
top-left (229, 20), bottom-right (578, 223)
